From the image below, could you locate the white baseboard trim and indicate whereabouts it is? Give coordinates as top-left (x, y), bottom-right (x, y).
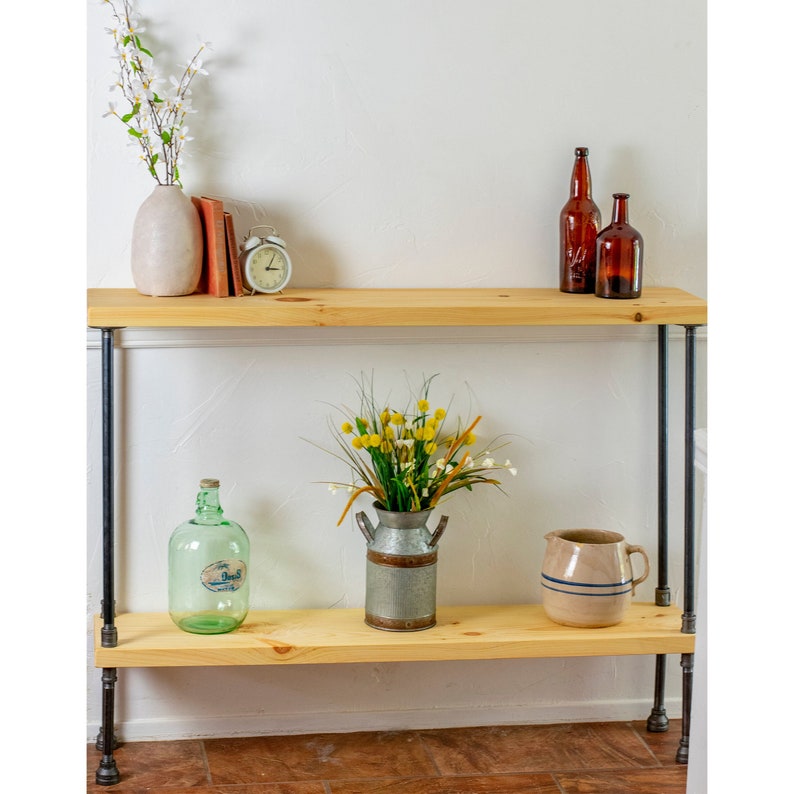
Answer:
top-left (87, 698), bottom-right (683, 743)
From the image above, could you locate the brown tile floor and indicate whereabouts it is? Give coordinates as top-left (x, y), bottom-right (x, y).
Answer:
top-left (87, 719), bottom-right (688, 793)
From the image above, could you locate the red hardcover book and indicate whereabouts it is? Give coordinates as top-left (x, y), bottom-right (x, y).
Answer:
top-left (191, 196), bottom-right (229, 297)
top-left (224, 212), bottom-right (244, 297)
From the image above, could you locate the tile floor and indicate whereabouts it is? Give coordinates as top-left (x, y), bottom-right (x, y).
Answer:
top-left (86, 719), bottom-right (688, 793)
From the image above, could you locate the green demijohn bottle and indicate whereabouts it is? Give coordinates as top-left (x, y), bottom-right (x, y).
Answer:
top-left (168, 478), bottom-right (250, 634)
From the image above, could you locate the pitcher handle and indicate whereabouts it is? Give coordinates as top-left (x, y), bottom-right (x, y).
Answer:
top-left (355, 511), bottom-right (375, 543)
top-left (626, 544), bottom-right (650, 594)
top-left (428, 515), bottom-right (449, 548)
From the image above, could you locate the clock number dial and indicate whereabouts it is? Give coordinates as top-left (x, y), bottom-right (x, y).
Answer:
top-left (247, 247), bottom-right (290, 292)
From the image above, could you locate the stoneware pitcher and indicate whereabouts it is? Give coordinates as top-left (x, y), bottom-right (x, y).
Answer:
top-left (541, 528), bottom-right (649, 627)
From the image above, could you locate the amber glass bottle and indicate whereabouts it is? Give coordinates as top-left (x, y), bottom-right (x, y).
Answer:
top-left (559, 147), bottom-right (601, 293)
top-left (595, 193), bottom-right (643, 299)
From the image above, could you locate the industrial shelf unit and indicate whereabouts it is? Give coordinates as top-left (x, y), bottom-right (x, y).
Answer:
top-left (88, 286), bottom-right (706, 786)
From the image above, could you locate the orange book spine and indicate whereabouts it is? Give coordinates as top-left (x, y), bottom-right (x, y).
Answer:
top-left (191, 196), bottom-right (229, 297)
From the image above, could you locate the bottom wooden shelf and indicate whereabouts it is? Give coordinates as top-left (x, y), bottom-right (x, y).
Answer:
top-left (94, 603), bottom-right (694, 668)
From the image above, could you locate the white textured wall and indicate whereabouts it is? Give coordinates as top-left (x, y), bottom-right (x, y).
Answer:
top-left (86, 0), bottom-right (706, 742)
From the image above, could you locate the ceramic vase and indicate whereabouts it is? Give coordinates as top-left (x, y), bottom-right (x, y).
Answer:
top-left (541, 528), bottom-right (650, 627)
top-left (356, 503), bottom-right (448, 631)
top-left (130, 185), bottom-right (203, 296)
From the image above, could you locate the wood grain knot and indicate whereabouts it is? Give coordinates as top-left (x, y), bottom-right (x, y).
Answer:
top-left (463, 631), bottom-right (482, 636)
top-left (276, 297), bottom-right (311, 302)
top-left (273, 645), bottom-right (294, 654)
top-left (633, 312), bottom-right (643, 322)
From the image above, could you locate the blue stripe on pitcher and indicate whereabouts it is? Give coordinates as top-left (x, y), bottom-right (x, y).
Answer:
top-left (541, 572), bottom-right (632, 588)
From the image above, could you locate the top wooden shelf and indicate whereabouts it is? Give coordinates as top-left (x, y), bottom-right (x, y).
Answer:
top-left (87, 287), bottom-right (706, 329)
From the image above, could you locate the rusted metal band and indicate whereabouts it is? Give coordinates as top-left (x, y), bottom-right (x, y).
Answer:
top-left (366, 549), bottom-right (437, 568)
top-left (365, 612), bottom-right (436, 631)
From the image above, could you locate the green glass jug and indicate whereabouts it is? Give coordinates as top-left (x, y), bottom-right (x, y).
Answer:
top-left (168, 479), bottom-right (250, 634)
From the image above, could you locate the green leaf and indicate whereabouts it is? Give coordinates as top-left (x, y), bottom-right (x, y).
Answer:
top-left (120, 103), bottom-right (139, 123)
top-left (127, 128), bottom-right (142, 139)
top-left (161, 130), bottom-right (171, 145)
top-left (135, 36), bottom-right (153, 58)
top-left (151, 153), bottom-right (159, 166)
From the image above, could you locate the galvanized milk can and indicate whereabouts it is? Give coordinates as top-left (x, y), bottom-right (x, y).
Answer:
top-left (356, 503), bottom-right (448, 631)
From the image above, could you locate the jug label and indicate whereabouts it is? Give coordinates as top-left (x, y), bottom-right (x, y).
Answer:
top-left (201, 560), bottom-right (247, 592)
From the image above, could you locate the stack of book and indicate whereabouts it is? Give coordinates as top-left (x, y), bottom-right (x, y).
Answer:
top-left (191, 196), bottom-right (245, 297)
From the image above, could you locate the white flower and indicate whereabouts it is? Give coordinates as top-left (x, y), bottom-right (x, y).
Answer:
top-left (102, 101), bottom-right (118, 118)
top-left (102, 0), bottom-right (209, 185)
top-left (482, 458), bottom-right (495, 468)
top-left (175, 126), bottom-right (193, 145)
top-left (186, 58), bottom-right (209, 77)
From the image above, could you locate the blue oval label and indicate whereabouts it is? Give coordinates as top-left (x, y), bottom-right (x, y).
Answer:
top-left (200, 560), bottom-right (247, 592)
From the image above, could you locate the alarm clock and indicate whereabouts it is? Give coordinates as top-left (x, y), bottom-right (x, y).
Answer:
top-left (239, 225), bottom-right (293, 294)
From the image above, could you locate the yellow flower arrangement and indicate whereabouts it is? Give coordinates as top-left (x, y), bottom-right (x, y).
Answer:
top-left (316, 375), bottom-right (517, 525)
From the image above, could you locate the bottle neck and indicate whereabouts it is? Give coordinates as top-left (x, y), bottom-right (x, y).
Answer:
top-left (611, 194), bottom-right (630, 224)
top-left (195, 487), bottom-right (224, 524)
top-left (570, 155), bottom-right (592, 199)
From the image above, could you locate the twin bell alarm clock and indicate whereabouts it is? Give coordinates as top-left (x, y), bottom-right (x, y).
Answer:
top-left (239, 225), bottom-right (293, 294)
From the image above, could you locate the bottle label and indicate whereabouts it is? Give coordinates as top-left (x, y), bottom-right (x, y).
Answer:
top-left (201, 560), bottom-right (247, 592)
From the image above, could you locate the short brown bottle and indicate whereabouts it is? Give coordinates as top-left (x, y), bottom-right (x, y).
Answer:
top-left (559, 147), bottom-right (600, 293)
top-left (595, 193), bottom-right (643, 299)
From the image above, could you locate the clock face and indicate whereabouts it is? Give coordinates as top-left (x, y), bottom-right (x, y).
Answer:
top-left (245, 245), bottom-right (291, 293)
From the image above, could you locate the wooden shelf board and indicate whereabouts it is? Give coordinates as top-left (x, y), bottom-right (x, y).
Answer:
top-left (94, 603), bottom-right (694, 668)
top-left (87, 287), bottom-right (706, 329)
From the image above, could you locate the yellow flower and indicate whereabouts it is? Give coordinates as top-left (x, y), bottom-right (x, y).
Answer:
top-left (380, 440), bottom-right (394, 453)
top-left (426, 441), bottom-right (438, 454)
top-left (383, 426), bottom-right (395, 439)
top-left (341, 421), bottom-right (353, 434)
top-left (380, 410), bottom-right (391, 425)
top-left (417, 399), bottom-right (430, 412)
top-left (465, 432), bottom-right (476, 445)
top-left (426, 417), bottom-right (437, 431)
top-left (391, 412), bottom-right (405, 425)
top-left (369, 433), bottom-right (382, 448)
top-left (360, 434), bottom-right (372, 448)
top-left (434, 408), bottom-right (446, 421)
top-left (351, 436), bottom-right (364, 449)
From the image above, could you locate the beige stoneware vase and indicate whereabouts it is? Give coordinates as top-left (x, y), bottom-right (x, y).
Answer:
top-left (541, 528), bottom-right (650, 628)
top-left (130, 185), bottom-right (203, 296)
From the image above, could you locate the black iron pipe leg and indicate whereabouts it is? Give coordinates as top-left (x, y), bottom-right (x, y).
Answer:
top-left (647, 655), bottom-right (669, 732)
top-left (681, 325), bottom-right (698, 635)
top-left (95, 668), bottom-right (120, 785)
top-left (647, 326), bottom-right (670, 733)
top-left (676, 653), bottom-right (694, 764)
top-left (95, 328), bottom-right (121, 784)
top-left (101, 328), bottom-right (118, 648)
top-left (676, 325), bottom-right (699, 763)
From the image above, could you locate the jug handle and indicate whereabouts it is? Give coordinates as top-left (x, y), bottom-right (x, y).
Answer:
top-left (355, 511), bottom-right (375, 543)
top-left (428, 515), bottom-right (449, 548)
top-left (627, 544), bottom-right (650, 594)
